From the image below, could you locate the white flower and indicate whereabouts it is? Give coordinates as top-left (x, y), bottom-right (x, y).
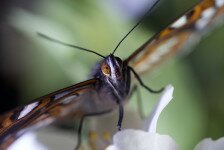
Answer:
top-left (194, 137), bottom-right (224, 150)
top-left (106, 85), bottom-right (179, 150)
top-left (8, 132), bottom-right (48, 150)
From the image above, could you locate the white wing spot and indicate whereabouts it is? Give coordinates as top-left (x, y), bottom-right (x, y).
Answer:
top-left (215, 0), bottom-right (224, 7)
top-left (62, 95), bottom-right (78, 104)
top-left (196, 7), bottom-right (216, 30)
top-left (171, 15), bottom-right (187, 28)
top-left (149, 38), bottom-right (177, 64)
top-left (18, 102), bottom-right (38, 119)
top-left (54, 91), bottom-right (70, 100)
top-left (139, 38), bottom-right (177, 72)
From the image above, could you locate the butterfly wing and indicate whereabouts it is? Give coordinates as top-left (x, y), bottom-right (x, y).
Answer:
top-left (126, 0), bottom-right (224, 75)
top-left (0, 79), bottom-right (106, 149)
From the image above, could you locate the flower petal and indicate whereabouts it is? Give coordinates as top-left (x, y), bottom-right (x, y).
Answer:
top-left (106, 129), bottom-right (178, 150)
top-left (8, 132), bottom-right (48, 150)
top-left (147, 85), bottom-right (174, 133)
top-left (194, 137), bottom-right (224, 150)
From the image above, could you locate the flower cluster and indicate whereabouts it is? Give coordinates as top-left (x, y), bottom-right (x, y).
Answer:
top-left (106, 85), bottom-right (224, 150)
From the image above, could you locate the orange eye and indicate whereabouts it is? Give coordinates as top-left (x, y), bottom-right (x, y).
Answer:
top-left (101, 62), bottom-right (111, 76)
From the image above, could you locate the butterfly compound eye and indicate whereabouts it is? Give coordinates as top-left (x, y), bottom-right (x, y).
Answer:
top-left (101, 62), bottom-right (111, 76)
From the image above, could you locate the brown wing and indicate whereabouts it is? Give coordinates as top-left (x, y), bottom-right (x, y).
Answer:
top-left (0, 79), bottom-right (102, 149)
top-left (126, 0), bottom-right (224, 75)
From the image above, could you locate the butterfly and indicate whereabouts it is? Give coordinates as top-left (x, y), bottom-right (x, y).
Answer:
top-left (0, 0), bottom-right (224, 149)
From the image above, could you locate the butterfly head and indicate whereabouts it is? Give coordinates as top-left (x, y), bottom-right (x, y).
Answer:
top-left (101, 54), bottom-right (123, 80)
top-left (91, 54), bottom-right (130, 98)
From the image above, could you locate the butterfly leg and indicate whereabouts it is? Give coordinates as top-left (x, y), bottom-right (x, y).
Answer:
top-left (116, 101), bottom-right (124, 131)
top-left (74, 110), bottom-right (112, 150)
top-left (128, 66), bottom-right (164, 93)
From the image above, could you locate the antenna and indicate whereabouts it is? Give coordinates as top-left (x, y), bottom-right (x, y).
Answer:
top-left (112, 0), bottom-right (161, 54)
top-left (37, 32), bottom-right (105, 58)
